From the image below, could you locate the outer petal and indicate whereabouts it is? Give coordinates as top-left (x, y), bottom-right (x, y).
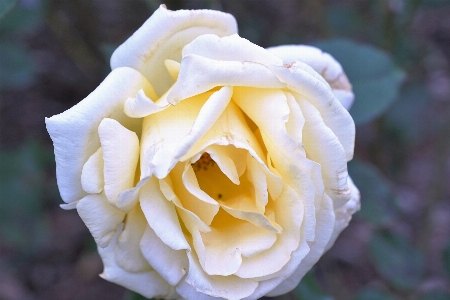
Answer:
top-left (140, 225), bottom-right (189, 286)
top-left (114, 205), bottom-right (151, 273)
top-left (46, 67), bottom-right (153, 204)
top-left (185, 250), bottom-right (258, 299)
top-left (325, 176), bottom-right (360, 250)
top-left (265, 195), bottom-right (335, 297)
top-left (298, 98), bottom-right (351, 208)
top-left (111, 5), bottom-right (237, 96)
top-left (267, 44), bottom-right (354, 110)
top-left (76, 193), bottom-right (125, 248)
top-left (268, 62), bottom-right (355, 161)
top-left (98, 224), bottom-right (174, 299)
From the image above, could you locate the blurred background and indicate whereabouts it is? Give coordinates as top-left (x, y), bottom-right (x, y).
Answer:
top-left (1, 0), bottom-right (449, 299)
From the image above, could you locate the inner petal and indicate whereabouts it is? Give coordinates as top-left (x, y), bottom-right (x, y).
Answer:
top-left (199, 208), bottom-right (277, 276)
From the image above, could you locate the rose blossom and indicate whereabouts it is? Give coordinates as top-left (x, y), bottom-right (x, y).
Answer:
top-left (46, 5), bottom-right (360, 300)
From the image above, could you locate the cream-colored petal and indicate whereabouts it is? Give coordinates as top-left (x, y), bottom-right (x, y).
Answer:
top-left (98, 118), bottom-right (139, 206)
top-left (185, 250), bottom-right (258, 299)
top-left (167, 55), bottom-right (285, 105)
top-left (266, 195), bottom-right (335, 297)
top-left (267, 44), bottom-right (355, 110)
top-left (198, 209), bottom-right (277, 276)
top-left (46, 67), bottom-right (153, 204)
top-left (98, 224), bottom-right (172, 299)
top-left (140, 225), bottom-right (188, 286)
top-left (169, 163), bottom-right (219, 225)
top-left (76, 193), bottom-right (125, 248)
top-left (140, 90), bottom-right (215, 179)
top-left (179, 101), bottom-right (266, 170)
top-left (262, 131), bottom-right (318, 242)
top-left (124, 89), bottom-right (168, 118)
top-left (114, 204), bottom-right (151, 273)
top-left (285, 91), bottom-right (305, 148)
top-left (140, 177), bottom-right (190, 250)
top-left (246, 152), bottom-right (268, 211)
top-left (164, 59), bottom-right (180, 80)
top-left (235, 182), bottom-right (304, 278)
top-left (176, 280), bottom-right (224, 300)
top-left (298, 98), bottom-right (351, 208)
top-left (205, 146), bottom-right (240, 185)
top-left (159, 176), bottom-right (211, 234)
top-left (325, 176), bottom-right (360, 250)
top-left (169, 86), bottom-right (233, 175)
top-left (269, 62), bottom-right (355, 160)
top-left (111, 5), bottom-right (237, 96)
top-left (182, 34), bottom-right (282, 66)
top-left (232, 87), bottom-right (305, 169)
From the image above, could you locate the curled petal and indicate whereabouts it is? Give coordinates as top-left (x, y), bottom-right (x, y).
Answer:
top-left (46, 67), bottom-right (153, 204)
top-left (111, 5), bottom-right (237, 96)
top-left (268, 62), bottom-right (355, 161)
top-left (124, 89), bottom-right (168, 118)
top-left (167, 55), bottom-right (285, 104)
top-left (183, 34), bottom-right (282, 66)
top-left (76, 193), bottom-right (125, 248)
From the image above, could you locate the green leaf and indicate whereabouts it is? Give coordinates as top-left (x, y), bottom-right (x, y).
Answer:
top-left (353, 287), bottom-right (399, 300)
top-left (417, 290), bottom-right (450, 300)
top-left (0, 41), bottom-right (37, 90)
top-left (294, 270), bottom-right (334, 300)
top-left (368, 231), bottom-right (424, 291)
top-left (313, 39), bottom-right (404, 125)
top-left (348, 160), bottom-right (397, 225)
top-left (443, 241), bottom-right (450, 277)
top-left (0, 0), bottom-right (17, 21)
top-left (125, 291), bottom-right (154, 300)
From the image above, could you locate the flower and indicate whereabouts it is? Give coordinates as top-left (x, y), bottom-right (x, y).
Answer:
top-left (46, 5), bottom-right (360, 300)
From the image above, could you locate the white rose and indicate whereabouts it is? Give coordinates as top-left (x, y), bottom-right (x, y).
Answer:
top-left (46, 5), bottom-right (360, 300)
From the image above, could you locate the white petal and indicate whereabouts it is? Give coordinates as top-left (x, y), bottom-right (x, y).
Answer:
top-left (185, 250), bottom-right (258, 299)
top-left (325, 176), bottom-right (360, 250)
top-left (298, 98), bottom-right (351, 208)
top-left (176, 279), bottom-right (224, 300)
top-left (46, 67), bottom-right (153, 204)
top-left (60, 202), bottom-right (77, 210)
top-left (114, 204), bottom-right (151, 273)
top-left (111, 5), bottom-right (237, 96)
top-left (266, 195), bottom-right (335, 296)
top-left (167, 55), bottom-right (285, 105)
top-left (124, 89), bottom-right (168, 118)
top-left (115, 176), bottom-right (150, 213)
top-left (81, 147), bottom-right (104, 194)
top-left (141, 225), bottom-right (188, 286)
top-left (269, 62), bottom-right (355, 161)
top-left (139, 177), bottom-right (190, 251)
top-left (182, 34), bottom-right (282, 66)
top-left (98, 224), bottom-right (173, 299)
top-left (98, 118), bottom-right (139, 206)
top-left (76, 193), bottom-right (125, 248)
